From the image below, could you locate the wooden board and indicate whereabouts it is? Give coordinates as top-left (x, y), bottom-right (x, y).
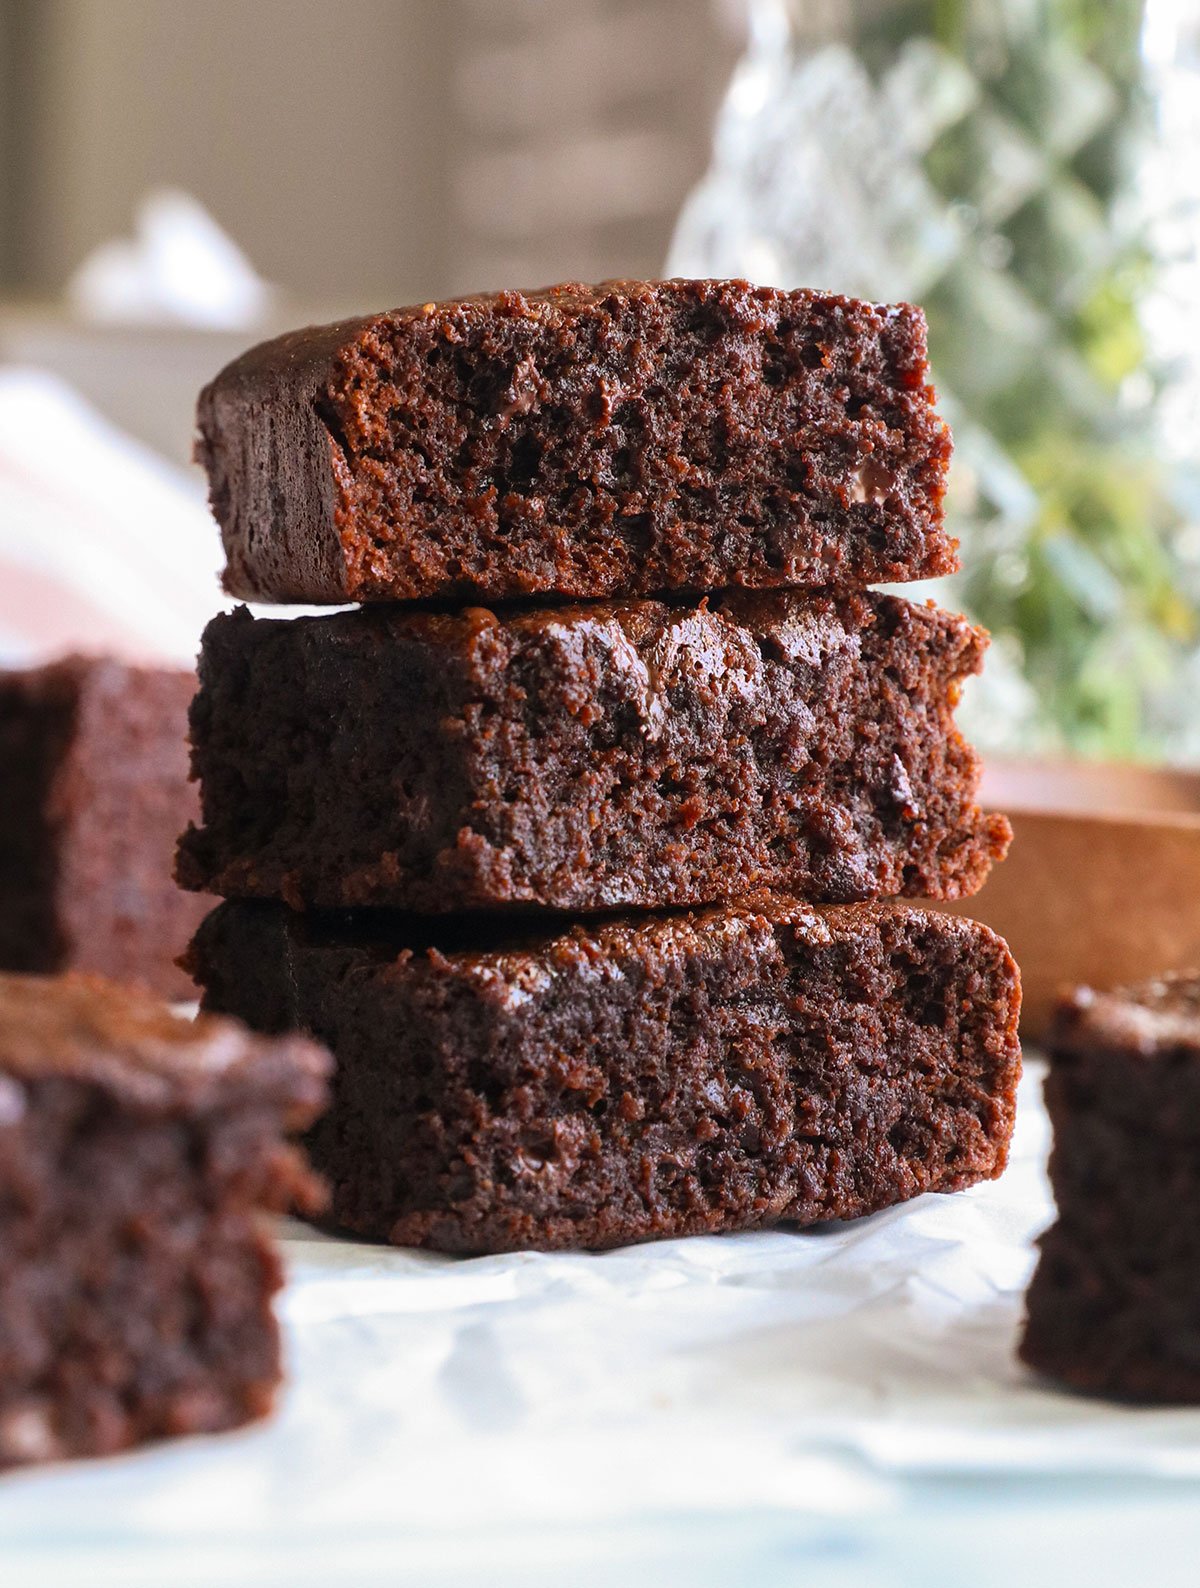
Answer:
top-left (938, 759), bottom-right (1200, 1039)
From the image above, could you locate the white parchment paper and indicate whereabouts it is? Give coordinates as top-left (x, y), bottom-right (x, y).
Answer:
top-left (4, 1061), bottom-right (1200, 1585)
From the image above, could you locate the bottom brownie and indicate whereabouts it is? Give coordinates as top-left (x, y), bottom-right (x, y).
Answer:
top-left (0, 973), bottom-right (329, 1468)
top-left (188, 898), bottom-right (1021, 1256)
top-left (1021, 976), bottom-right (1200, 1403)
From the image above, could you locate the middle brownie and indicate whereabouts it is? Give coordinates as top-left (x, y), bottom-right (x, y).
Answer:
top-left (177, 590), bottom-right (1010, 914)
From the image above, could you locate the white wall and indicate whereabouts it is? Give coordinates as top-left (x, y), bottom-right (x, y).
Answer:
top-left (21, 0), bottom-right (455, 305)
top-left (10, 0), bottom-right (740, 307)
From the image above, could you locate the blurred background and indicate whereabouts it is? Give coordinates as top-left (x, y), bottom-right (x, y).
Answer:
top-left (1, 0), bottom-right (1199, 760)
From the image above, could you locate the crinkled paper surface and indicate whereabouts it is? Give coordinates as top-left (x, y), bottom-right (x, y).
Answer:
top-left (5, 1061), bottom-right (1200, 1587)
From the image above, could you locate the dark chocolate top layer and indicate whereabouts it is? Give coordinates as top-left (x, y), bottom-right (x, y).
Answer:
top-left (191, 893), bottom-right (1010, 984)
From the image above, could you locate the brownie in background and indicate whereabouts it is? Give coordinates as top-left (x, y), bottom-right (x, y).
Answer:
top-left (189, 898), bottom-right (1021, 1256)
top-left (0, 972), bottom-right (329, 1468)
top-left (1022, 974), bottom-right (1200, 1403)
top-left (0, 656), bottom-right (207, 1000)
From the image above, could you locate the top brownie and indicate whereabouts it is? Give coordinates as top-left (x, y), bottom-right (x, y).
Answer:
top-left (198, 278), bottom-right (956, 604)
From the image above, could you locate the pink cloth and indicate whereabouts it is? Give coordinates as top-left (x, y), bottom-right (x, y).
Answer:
top-left (0, 368), bottom-right (224, 666)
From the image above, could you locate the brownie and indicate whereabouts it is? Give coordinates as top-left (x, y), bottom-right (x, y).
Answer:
top-left (1021, 975), bottom-right (1200, 1403)
top-left (198, 278), bottom-right (957, 605)
top-left (187, 898), bottom-right (1021, 1256)
top-left (0, 972), bottom-right (329, 1468)
top-left (176, 592), bottom-right (1009, 914)
top-left (0, 656), bottom-right (209, 1000)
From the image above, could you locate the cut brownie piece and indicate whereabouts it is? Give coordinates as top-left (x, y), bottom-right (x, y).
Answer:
top-left (187, 898), bottom-right (1021, 1256)
top-left (176, 592), bottom-right (1009, 913)
top-left (0, 656), bottom-right (209, 1000)
top-left (1021, 975), bottom-right (1200, 1403)
top-left (0, 972), bottom-right (329, 1468)
top-left (198, 278), bottom-right (956, 605)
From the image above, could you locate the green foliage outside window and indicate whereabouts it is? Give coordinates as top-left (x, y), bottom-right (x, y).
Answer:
top-left (858, 0), bottom-right (1196, 755)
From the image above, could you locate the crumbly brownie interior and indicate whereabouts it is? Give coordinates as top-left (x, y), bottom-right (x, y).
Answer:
top-left (0, 975), bottom-right (328, 1466)
top-left (177, 592), bottom-right (1009, 912)
top-left (0, 1089), bottom-right (287, 1465)
top-left (56, 662), bottom-right (208, 997)
top-left (1021, 1226), bottom-right (1200, 1404)
top-left (1021, 977), bottom-right (1200, 1403)
top-left (201, 279), bottom-right (956, 603)
top-left (189, 900), bottom-right (1021, 1255)
top-left (0, 667), bottom-right (75, 973)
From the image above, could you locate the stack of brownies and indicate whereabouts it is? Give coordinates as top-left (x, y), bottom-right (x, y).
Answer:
top-left (178, 278), bottom-right (1022, 1255)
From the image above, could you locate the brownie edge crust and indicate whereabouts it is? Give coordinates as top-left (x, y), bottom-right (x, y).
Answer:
top-left (0, 973), bottom-right (330, 1468)
top-left (188, 899), bottom-right (1021, 1256)
top-left (198, 278), bottom-right (956, 605)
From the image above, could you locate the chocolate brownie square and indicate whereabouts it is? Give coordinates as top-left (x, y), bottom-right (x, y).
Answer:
top-left (0, 972), bottom-right (329, 1468)
top-left (198, 278), bottom-right (956, 604)
top-left (176, 592), bottom-right (1009, 913)
top-left (0, 656), bottom-right (208, 999)
top-left (187, 898), bottom-right (1021, 1256)
top-left (1021, 975), bottom-right (1200, 1402)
